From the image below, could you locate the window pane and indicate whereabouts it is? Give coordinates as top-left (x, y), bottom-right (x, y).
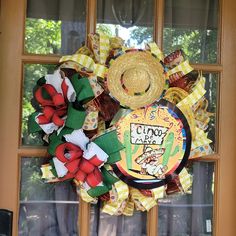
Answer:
top-left (97, 0), bottom-right (155, 48)
top-left (19, 157), bottom-right (79, 236)
top-left (158, 162), bottom-right (214, 236)
top-left (90, 204), bottom-right (147, 236)
top-left (25, 0), bottom-right (86, 55)
top-left (203, 73), bottom-right (219, 152)
top-left (22, 64), bottom-right (56, 146)
top-left (163, 0), bottom-right (219, 63)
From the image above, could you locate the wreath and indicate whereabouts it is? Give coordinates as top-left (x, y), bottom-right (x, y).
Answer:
top-left (28, 33), bottom-right (213, 216)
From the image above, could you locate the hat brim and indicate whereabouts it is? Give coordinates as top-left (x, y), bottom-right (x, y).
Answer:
top-left (107, 51), bottom-right (165, 109)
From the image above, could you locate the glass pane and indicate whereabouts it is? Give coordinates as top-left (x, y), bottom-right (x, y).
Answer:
top-left (158, 162), bottom-right (214, 236)
top-left (22, 64), bottom-right (56, 146)
top-left (90, 204), bottom-right (147, 236)
top-left (25, 0), bottom-right (86, 55)
top-left (19, 157), bottom-right (79, 236)
top-left (163, 0), bottom-right (219, 63)
top-left (203, 73), bottom-right (219, 152)
top-left (97, 0), bottom-right (155, 48)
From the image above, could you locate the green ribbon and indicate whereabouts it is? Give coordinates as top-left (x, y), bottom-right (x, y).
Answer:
top-left (87, 185), bottom-right (111, 197)
top-left (87, 167), bottom-right (118, 197)
top-left (71, 75), bottom-right (94, 103)
top-left (65, 104), bottom-right (86, 129)
top-left (48, 134), bottom-right (64, 156)
top-left (94, 130), bottom-right (124, 164)
top-left (49, 159), bottom-right (58, 178)
top-left (28, 112), bottom-right (41, 133)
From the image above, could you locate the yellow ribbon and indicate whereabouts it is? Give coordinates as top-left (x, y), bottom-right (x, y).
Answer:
top-left (130, 188), bottom-right (157, 211)
top-left (102, 181), bottom-right (129, 215)
top-left (146, 42), bottom-right (164, 61)
top-left (179, 168), bottom-right (192, 192)
top-left (164, 87), bottom-right (196, 139)
top-left (167, 60), bottom-right (193, 77)
top-left (41, 164), bottom-right (55, 179)
top-left (60, 54), bottom-right (108, 79)
top-left (192, 128), bottom-right (212, 149)
top-left (99, 34), bottom-right (110, 64)
top-left (78, 187), bottom-right (98, 203)
top-left (177, 75), bottom-right (206, 108)
top-left (152, 186), bottom-right (165, 200)
top-left (122, 200), bottom-right (135, 216)
top-left (190, 144), bottom-right (213, 159)
top-left (101, 181), bottom-right (166, 215)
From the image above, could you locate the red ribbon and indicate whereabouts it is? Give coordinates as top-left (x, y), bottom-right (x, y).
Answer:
top-left (55, 142), bottom-right (103, 187)
top-left (35, 82), bottom-right (68, 126)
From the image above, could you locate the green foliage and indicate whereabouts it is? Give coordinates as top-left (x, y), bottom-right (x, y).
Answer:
top-left (163, 28), bottom-right (217, 63)
top-left (25, 18), bottom-right (61, 54)
top-left (20, 158), bottom-right (55, 200)
top-left (129, 26), bottom-right (153, 45)
top-left (96, 24), bottom-right (113, 37)
top-left (130, 26), bottom-right (217, 63)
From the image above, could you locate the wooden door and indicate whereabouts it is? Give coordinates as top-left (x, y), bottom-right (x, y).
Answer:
top-left (0, 0), bottom-right (236, 235)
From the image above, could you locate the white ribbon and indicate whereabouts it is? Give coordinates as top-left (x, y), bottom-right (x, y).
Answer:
top-left (45, 69), bottom-right (76, 102)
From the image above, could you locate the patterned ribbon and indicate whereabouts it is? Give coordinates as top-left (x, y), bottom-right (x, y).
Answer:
top-left (146, 42), bottom-right (164, 61)
top-left (167, 60), bottom-right (193, 77)
top-left (60, 34), bottom-right (110, 79)
top-left (177, 76), bottom-right (206, 108)
top-left (179, 168), bottom-right (192, 192)
top-left (99, 34), bottom-right (110, 64)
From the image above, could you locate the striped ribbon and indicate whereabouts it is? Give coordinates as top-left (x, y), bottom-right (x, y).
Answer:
top-left (177, 76), bottom-right (206, 108)
top-left (130, 188), bottom-right (157, 211)
top-left (147, 42), bottom-right (164, 61)
top-left (41, 164), bottom-right (55, 179)
top-left (79, 187), bottom-right (98, 203)
top-left (192, 128), bottom-right (212, 149)
top-left (99, 34), bottom-right (110, 64)
top-left (122, 200), bottom-right (135, 216)
top-left (167, 60), bottom-right (193, 77)
top-left (152, 186), bottom-right (165, 200)
top-left (102, 181), bottom-right (129, 215)
top-left (60, 54), bottom-right (108, 79)
top-left (179, 168), bottom-right (192, 192)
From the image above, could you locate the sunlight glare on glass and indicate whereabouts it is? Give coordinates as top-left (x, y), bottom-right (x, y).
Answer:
top-left (97, 23), bottom-right (151, 49)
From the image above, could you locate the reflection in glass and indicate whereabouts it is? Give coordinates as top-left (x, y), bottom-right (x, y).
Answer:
top-left (96, 0), bottom-right (154, 48)
top-left (25, 0), bottom-right (86, 54)
top-left (203, 73), bottom-right (219, 152)
top-left (19, 157), bottom-right (79, 236)
top-left (163, 0), bottom-right (219, 63)
top-left (22, 64), bottom-right (56, 146)
top-left (90, 204), bottom-right (147, 236)
top-left (158, 162), bottom-right (214, 236)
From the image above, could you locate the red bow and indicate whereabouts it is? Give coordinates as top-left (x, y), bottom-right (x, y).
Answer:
top-left (35, 81), bottom-right (68, 126)
top-left (55, 142), bottom-right (103, 187)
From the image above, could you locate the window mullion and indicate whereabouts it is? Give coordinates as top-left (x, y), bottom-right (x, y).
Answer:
top-left (86, 0), bottom-right (97, 39)
top-left (154, 0), bottom-right (164, 49)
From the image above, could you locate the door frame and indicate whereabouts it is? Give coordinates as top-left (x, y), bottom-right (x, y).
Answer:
top-left (0, 0), bottom-right (236, 235)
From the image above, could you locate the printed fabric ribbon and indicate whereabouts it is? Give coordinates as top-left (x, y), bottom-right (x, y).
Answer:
top-left (60, 33), bottom-right (111, 79)
top-left (77, 166), bottom-right (192, 216)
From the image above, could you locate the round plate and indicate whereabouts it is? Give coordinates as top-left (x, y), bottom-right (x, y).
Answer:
top-left (112, 99), bottom-right (191, 189)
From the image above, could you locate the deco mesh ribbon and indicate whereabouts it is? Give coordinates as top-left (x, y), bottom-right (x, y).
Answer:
top-left (29, 33), bottom-right (213, 216)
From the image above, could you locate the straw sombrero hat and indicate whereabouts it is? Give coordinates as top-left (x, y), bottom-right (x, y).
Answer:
top-left (107, 51), bottom-right (165, 109)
